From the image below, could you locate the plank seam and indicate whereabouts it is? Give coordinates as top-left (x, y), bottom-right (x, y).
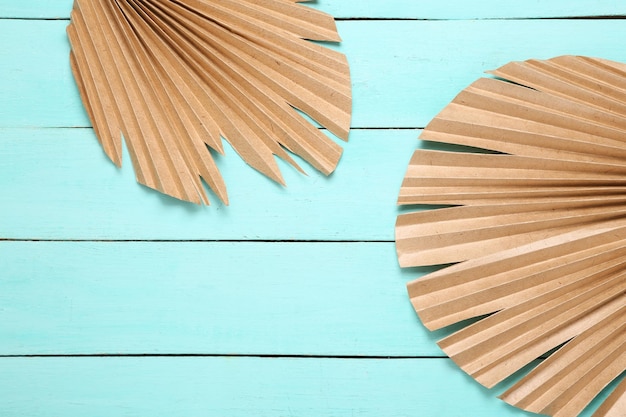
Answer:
top-left (0, 353), bottom-right (449, 359)
top-left (2, 17), bottom-right (626, 21)
top-left (0, 239), bottom-right (395, 243)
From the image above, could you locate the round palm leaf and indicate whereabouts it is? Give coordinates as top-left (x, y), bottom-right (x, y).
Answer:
top-left (396, 55), bottom-right (625, 417)
top-left (67, 0), bottom-right (351, 204)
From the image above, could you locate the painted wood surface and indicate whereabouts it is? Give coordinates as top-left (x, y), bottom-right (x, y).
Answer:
top-left (0, 357), bottom-right (540, 417)
top-left (0, 241), bottom-right (442, 356)
top-left (0, 128), bottom-right (417, 240)
top-left (1, 1), bottom-right (624, 416)
top-left (3, 0), bottom-right (625, 19)
top-left (3, 19), bottom-right (626, 129)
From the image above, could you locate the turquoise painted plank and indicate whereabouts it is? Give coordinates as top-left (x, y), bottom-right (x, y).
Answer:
top-left (0, 357), bottom-right (538, 417)
top-left (3, 20), bottom-right (626, 129)
top-left (2, 0), bottom-right (624, 19)
top-left (0, 128), bottom-right (417, 240)
top-left (0, 20), bottom-right (82, 128)
top-left (345, 19), bottom-right (626, 129)
top-left (319, 0), bottom-right (626, 19)
top-left (0, 240), bottom-right (448, 356)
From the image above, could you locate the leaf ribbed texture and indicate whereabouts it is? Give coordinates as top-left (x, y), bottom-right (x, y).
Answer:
top-left (397, 56), bottom-right (626, 417)
top-left (68, 0), bottom-right (351, 204)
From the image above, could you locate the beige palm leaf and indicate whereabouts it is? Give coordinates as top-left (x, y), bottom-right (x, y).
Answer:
top-left (67, 0), bottom-right (351, 204)
top-left (396, 56), bottom-right (625, 417)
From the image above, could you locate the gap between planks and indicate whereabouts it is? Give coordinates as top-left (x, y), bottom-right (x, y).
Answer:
top-left (0, 239), bottom-right (394, 243)
top-left (2, 16), bottom-right (626, 21)
top-left (0, 353), bottom-right (447, 359)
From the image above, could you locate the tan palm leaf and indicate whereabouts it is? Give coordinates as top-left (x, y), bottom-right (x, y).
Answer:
top-left (67, 0), bottom-right (351, 204)
top-left (396, 56), bottom-right (625, 417)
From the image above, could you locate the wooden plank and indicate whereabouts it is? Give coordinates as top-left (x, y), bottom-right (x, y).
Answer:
top-left (0, 240), bottom-right (452, 356)
top-left (3, 19), bottom-right (626, 129)
top-left (0, 356), bottom-right (537, 417)
top-left (2, 0), bottom-right (625, 19)
top-left (0, 20), bottom-right (83, 128)
top-left (0, 128), bottom-right (418, 240)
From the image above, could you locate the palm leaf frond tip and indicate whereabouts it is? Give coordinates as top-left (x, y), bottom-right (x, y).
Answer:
top-left (68, 0), bottom-right (352, 204)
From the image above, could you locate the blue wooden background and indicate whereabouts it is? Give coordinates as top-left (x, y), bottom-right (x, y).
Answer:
top-left (1, 2), bottom-right (625, 416)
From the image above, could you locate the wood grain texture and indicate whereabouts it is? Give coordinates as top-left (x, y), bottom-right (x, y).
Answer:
top-left (0, 357), bottom-right (537, 417)
top-left (0, 241), bottom-right (437, 356)
top-left (2, 0), bottom-right (625, 19)
top-left (3, 20), bottom-right (626, 129)
top-left (0, 128), bottom-right (416, 240)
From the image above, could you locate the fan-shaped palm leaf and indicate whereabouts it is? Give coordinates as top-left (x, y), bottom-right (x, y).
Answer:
top-left (67, 0), bottom-right (351, 204)
top-left (396, 56), bottom-right (625, 417)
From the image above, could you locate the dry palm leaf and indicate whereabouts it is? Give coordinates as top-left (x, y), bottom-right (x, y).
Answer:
top-left (67, 0), bottom-right (351, 204)
top-left (396, 56), bottom-right (626, 417)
